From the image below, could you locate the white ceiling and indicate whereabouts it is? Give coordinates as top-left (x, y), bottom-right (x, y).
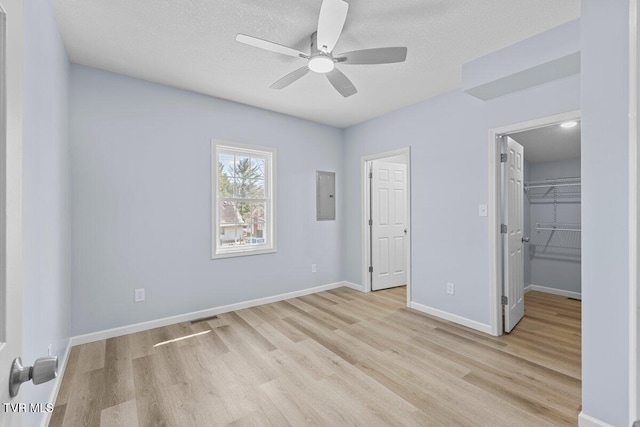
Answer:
top-left (51, 0), bottom-right (580, 128)
top-left (509, 122), bottom-right (581, 163)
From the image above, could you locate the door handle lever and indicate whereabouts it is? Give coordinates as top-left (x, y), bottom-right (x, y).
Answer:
top-left (9, 356), bottom-right (58, 397)
top-left (522, 236), bottom-right (530, 243)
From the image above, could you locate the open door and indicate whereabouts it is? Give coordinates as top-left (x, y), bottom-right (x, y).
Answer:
top-left (371, 161), bottom-right (407, 291)
top-left (0, 0), bottom-right (23, 425)
top-left (504, 136), bottom-right (525, 332)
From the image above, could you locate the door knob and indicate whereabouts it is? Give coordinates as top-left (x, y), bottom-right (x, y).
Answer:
top-left (9, 356), bottom-right (58, 398)
top-left (522, 236), bottom-right (530, 243)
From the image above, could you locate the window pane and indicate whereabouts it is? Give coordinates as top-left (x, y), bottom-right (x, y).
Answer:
top-left (236, 179), bottom-right (251, 198)
top-left (245, 202), bottom-right (266, 245)
top-left (251, 202), bottom-right (266, 223)
top-left (235, 201), bottom-right (251, 224)
top-left (234, 156), bottom-right (252, 178)
top-left (219, 223), bottom-right (243, 247)
top-left (244, 222), bottom-right (266, 245)
top-left (218, 175), bottom-right (234, 198)
top-left (219, 200), bottom-right (243, 247)
top-left (219, 201), bottom-right (242, 224)
top-left (218, 154), bottom-right (234, 197)
top-left (235, 178), bottom-right (264, 198)
top-left (218, 154), bottom-right (234, 177)
top-left (251, 179), bottom-right (265, 198)
top-left (251, 158), bottom-right (265, 177)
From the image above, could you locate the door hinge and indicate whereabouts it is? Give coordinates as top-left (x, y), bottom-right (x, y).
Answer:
top-left (369, 172), bottom-right (373, 179)
top-left (500, 153), bottom-right (507, 163)
top-left (500, 224), bottom-right (507, 233)
top-left (369, 266), bottom-right (373, 273)
top-left (368, 219), bottom-right (372, 226)
top-left (501, 295), bottom-right (508, 305)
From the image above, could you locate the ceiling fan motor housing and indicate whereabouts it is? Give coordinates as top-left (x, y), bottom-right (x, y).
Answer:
top-left (308, 32), bottom-right (336, 73)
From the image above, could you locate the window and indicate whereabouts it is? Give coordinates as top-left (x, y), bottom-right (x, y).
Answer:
top-left (212, 141), bottom-right (276, 258)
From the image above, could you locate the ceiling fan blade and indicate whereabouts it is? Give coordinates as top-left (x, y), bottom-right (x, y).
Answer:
top-left (326, 68), bottom-right (357, 97)
top-left (236, 34), bottom-right (308, 59)
top-left (317, 0), bottom-right (348, 53)
top-left (270, 67), bottom-right (310, 90)
top-left (337, 47), bottom-right (408, 65)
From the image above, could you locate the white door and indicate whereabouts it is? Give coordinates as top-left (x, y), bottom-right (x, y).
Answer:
top-left (371, 161), bottom-right (407, 291)
top-left (504, 137), bottom-right (525, 332)
top-left (0, 0), bottom-right (24, 425)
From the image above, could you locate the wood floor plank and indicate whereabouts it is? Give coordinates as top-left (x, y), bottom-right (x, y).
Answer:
top-left (131, 356), bottom-right (178, 427)
top-left (76, 341), bottom-right (106, 374)
top-left (55, 346), bottom-right (80, 407)
top-left (100, 400), bottom-right (139, 427)
top-left (55, 287), bottom-right (581, 426)
top-left (224, 312), bottom-right (277, 353)
top-left (62, 368), bottom-right (106, 427)
top-left (48, 403), bottom-right (67, 427)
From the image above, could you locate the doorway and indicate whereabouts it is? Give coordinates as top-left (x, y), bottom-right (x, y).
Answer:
top-left (361, 148), bottom-right (411, 304)
top-left (489, 110), bottom-right (581, 335)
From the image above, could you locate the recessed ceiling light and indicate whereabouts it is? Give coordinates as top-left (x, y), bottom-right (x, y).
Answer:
top-left (560, 121), bottom-right (578, 129)
top-left (308, 56), bottom-right (335, 74)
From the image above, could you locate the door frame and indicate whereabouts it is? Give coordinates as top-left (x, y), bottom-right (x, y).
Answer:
top-left (629, 0), bottom-right (639, 421)
top-left (361, 147), bottom-right (411, 306)
top-left (488, 110), bottom-right (581, 336)
top-left (0, 0), bottom-right (23, 422)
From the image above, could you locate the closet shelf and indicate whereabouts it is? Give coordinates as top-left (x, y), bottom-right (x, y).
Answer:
top-left (535, 222), bottom-right (581, 232)
top-left (524, 177), bottom-right (581, 201)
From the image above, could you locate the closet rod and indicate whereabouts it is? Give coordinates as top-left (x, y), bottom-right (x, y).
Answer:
top-left (535, 227), bottom-right (581, 232)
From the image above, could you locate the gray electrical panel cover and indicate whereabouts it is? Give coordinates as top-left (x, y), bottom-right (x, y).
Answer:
top-left (316, 171), bottom-right (335, 221)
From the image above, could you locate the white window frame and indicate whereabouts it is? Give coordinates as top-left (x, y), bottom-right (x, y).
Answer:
top-left (211, 140), bottom-right (277, 259)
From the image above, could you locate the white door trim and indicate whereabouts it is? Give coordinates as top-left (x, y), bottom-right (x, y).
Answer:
top-left (488, 110), bottom-right (581, 336)
top-left (0, 0), bottom-right (23, 423)
top-left (629, 0), bottom-right (639, 422)
top-left (361, 147), bottom-right (411, 307)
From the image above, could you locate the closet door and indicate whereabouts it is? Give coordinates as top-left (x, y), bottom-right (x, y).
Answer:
top-left (504, 137), bottom-right (525, 332)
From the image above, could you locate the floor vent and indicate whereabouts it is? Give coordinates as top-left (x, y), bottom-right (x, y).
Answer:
top-left (190, 315), bottom-right (219, 324)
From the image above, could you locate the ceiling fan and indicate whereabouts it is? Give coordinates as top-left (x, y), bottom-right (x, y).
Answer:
top-left (235, 0), bottom-right (408, 98)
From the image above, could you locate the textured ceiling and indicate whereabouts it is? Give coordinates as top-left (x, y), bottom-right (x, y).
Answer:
top-left (51, 0), bottom-right (581, 128)
top-left (510, 122), bottom-right (581, 163)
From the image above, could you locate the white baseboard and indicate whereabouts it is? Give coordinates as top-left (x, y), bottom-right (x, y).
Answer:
top-left (70, 281), bottom-right (354, 346)
top-left (578, 411), bottom-right (615, 427)
top-left (342, 281), bottom-right (364, 292)
top-left (525, 284), bottom-right (582, 300)
top-left (409, 301), bottom-right (492, 335)
top-left (40, 340), bottom-right (72, 427)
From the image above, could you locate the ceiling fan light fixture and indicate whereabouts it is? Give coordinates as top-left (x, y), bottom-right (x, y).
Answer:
top-left (308, 56), bottom-right (335, 73)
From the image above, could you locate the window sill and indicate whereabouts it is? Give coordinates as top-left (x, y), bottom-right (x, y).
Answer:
top-left (211, 247), bottom-right (277, 260)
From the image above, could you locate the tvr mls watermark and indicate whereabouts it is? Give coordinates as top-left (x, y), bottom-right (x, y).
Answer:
top-left (3, 402), bottom-right (54, 413)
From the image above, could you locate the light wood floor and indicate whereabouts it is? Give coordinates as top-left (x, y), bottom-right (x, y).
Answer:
top-left (50, 288), bottom-right (581, 427)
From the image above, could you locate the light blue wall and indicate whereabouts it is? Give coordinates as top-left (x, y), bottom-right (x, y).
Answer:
top-left (343, 75), bottom-right (580, 325)
top-left (581, 0), bottom-right (630, 425)
top-left (69, 65), bottom-right (344, 335)
top-left (527, 158), bottom-right (581, 294)
top-left (22, 0), bottom-right (70, 425)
